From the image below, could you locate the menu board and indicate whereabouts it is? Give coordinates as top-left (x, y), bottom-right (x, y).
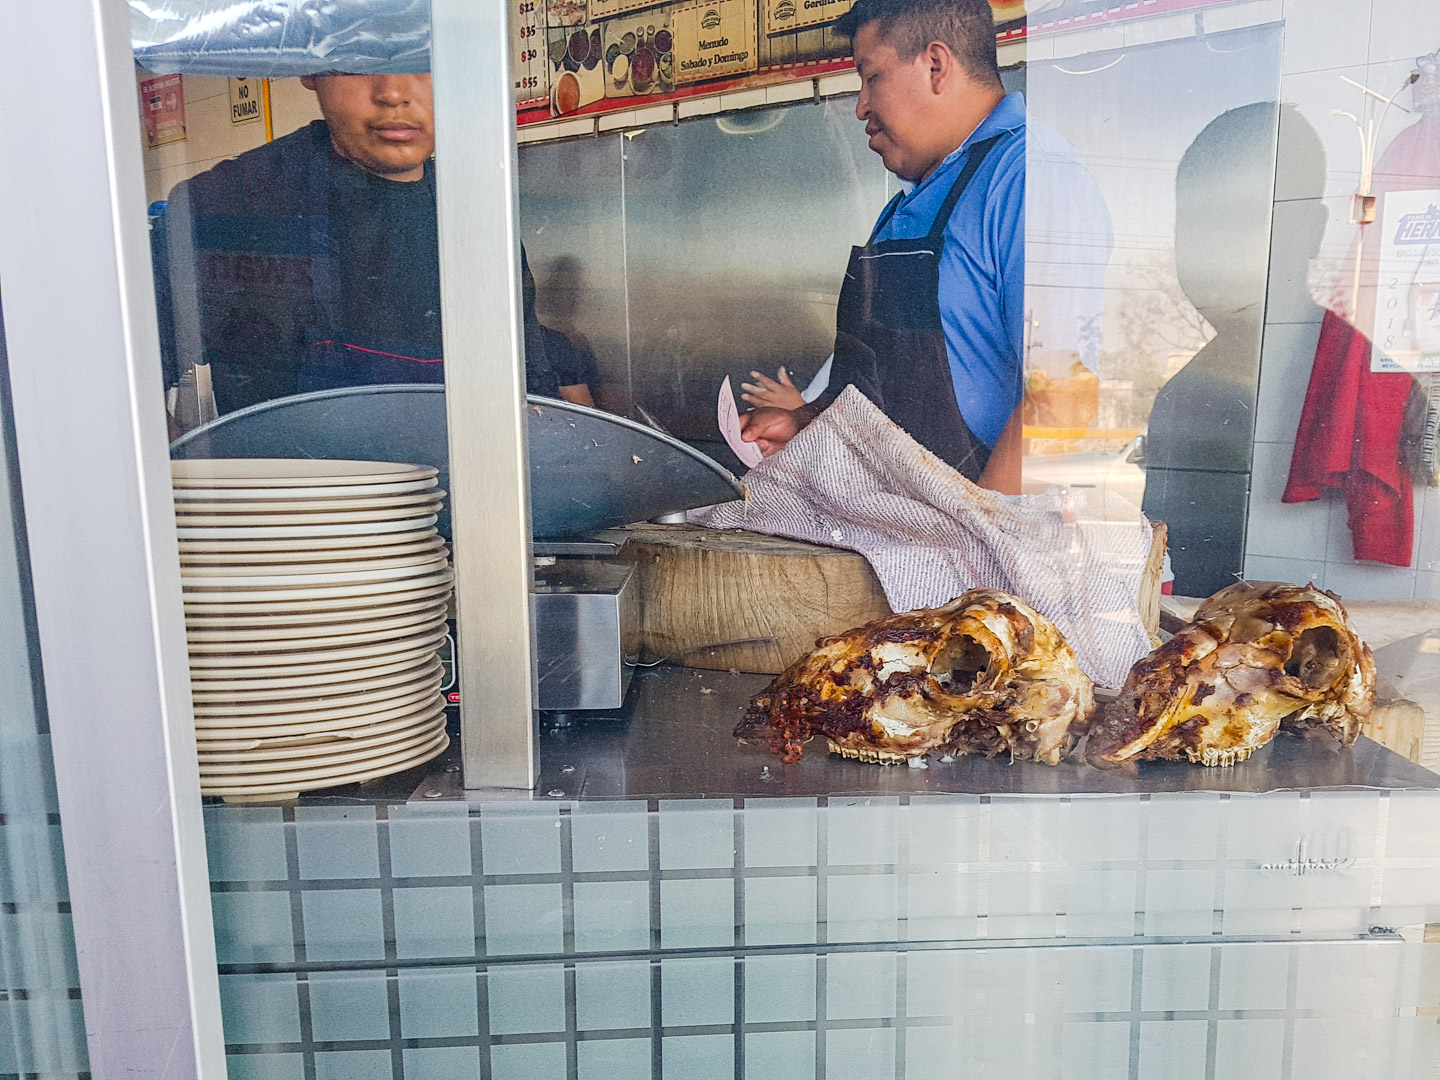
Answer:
top-left (674, 0), bottom-right (759, 84)
top-left (599, 11), bottom-right (676, 99)
top-left (592, 0), bottom-right (672, 18)
top-left (764, 0), bottom-right (854, 35)
top-left (526, 0), bottom-right (845, 117)
top-left (547, 0), bottom-right (587, 25)
top-left (513, 0), bottom-right (549, 106)
top-left (547, 25), bottom-right (607, 112)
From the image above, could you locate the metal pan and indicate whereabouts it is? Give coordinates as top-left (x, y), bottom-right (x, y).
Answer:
top-left (170, 384), bottom-right (743, 538)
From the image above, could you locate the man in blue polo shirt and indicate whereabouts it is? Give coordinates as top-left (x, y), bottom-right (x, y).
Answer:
top-left (740, 0), bottom-right (1024, 491)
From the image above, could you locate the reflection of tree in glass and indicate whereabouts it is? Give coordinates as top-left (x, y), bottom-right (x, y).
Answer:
top-left (1097, 260), bottom-right (1212, 430)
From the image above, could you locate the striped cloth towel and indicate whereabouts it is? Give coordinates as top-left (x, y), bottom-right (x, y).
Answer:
top-left (690, 386), bottom-right (1155, 689)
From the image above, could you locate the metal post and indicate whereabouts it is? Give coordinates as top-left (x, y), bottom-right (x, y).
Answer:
top-left (0, 1), bottom-right (225, 1076)
top-left (430, 0), bottom-right (540, 787)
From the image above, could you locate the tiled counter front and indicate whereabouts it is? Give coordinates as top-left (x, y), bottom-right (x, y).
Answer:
top-left (0, 734), bottom-right (86, 1080)
top-left (209, 792), bottom-right (1440, 1079)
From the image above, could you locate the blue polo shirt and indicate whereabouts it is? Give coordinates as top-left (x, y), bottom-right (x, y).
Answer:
top-left (872, 92), bottom-right (1026, 448)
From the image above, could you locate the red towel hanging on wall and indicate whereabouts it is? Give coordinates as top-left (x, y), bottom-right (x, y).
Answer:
top-left (1283, 310), bottom-right (1413, 566)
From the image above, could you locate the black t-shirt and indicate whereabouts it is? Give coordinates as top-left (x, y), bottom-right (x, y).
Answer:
top-left (328, 159), bottom-right (444, 357)
top-left (540, 326), bottom-right (599, 389)
top-left (159, 120), bottom-right (560, 414)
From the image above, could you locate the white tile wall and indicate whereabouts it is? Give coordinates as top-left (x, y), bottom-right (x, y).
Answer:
top-left (1277, 66), bottom-right (1366, 201)
top-left (1245, 442), bottom-right (1328, 560)
top-left (1253, 321), bottom-right (1323, 443)
top-left (1265, 198), bottom-right (1331, 324)
top-left (269, 76), bottom-right (326, 135)
top-left (1280, 0), bottom-right (1371, 75)
top-left (1242, 553), bottom-right (1329, 588)
top-left (1326, 556), bottom-right (1421, 602)
top-left (1248, 0), bottom-right (1440, 606)
top-left (1367, 0), bottom-right (1440, 66)
top-left (139, 73), bottom-right (320, 204)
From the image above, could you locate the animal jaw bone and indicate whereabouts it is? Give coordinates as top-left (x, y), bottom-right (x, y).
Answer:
top-left (735, 589), bottom-right (1095, 765)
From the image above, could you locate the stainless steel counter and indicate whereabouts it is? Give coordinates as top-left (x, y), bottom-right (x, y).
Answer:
top-left (348, 665), bottom-right (1440, 805)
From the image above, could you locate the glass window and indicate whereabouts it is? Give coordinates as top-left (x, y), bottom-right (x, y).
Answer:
top-left (76, 0), bottom-right (1440, 1072)
top-left (0, 296), bottom-right (90, 1078)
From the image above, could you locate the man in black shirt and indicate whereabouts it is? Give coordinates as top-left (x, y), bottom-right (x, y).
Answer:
top-left (158, 74), bottom-right (586, 416)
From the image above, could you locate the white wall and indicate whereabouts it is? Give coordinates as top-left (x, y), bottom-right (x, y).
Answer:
top-left (138, 72), bottom-right (322, 205)
top-left (1245, 0), bottom-right (1440, 600)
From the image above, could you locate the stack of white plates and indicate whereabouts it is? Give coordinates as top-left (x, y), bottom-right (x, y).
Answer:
top-left (173, 459), bottom-right (454, 800)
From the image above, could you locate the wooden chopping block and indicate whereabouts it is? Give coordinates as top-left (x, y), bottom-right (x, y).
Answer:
top-left (611, 521), bottom-right (1168, 675)
top-left (1139, 520), bottom-right (1167, 644)
top-left (610, 523), bottom-right (892, 673)
top-left (1363, 698), bottom-right (1430, 766)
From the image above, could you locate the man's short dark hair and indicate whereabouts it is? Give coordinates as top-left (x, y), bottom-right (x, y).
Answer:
top-left (836, 0), bottom-right (1000, 85)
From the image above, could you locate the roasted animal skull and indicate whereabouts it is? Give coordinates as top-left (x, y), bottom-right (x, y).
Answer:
top-left (735, 589), bottom-right (1095, 765)
top-left (1090, 581), bottom-right (1375, 768)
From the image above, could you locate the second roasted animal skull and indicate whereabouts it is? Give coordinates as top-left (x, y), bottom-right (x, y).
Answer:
top-left (1090, 581), bottom-right (1375, 767)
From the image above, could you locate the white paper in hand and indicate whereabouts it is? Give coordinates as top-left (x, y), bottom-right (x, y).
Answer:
top-left (719, 376), bottom-right (764, 469)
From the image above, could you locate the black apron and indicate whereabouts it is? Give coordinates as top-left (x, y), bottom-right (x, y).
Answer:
top-left (823, 134), bottom-right (1005, 481)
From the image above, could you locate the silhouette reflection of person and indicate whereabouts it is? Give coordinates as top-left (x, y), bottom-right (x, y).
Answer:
top-left (1142, 103), bottom-right (1326, 595)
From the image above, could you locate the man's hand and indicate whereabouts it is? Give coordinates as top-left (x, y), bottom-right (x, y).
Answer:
top-left (739, 406), bottom-right (806, 457)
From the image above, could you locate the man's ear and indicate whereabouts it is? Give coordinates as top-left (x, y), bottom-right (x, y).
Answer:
top-left (928, 41), bottom-right (953, 94)
top-left (300, 75), bottom-right (318, 92)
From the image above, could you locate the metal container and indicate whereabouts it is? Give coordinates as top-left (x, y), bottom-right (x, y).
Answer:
top-left (532, 559), bottom-right (638, 711)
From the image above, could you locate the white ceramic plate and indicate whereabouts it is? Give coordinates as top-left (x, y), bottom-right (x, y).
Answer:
top-left (182, 568), bottom-right (453, 604)
top-left (187, 604), bottom-right (448, 645)
top-left (188, 652), bottom-right (444, 693)
top-left (179, 537), bottom-right (446, 566)
top-left (188, 625), bottom-right (448, 671)
top-left (198, 732), bottom-right (449, 797)
top-left (193, 687), bottom-right (444, 737)
top-left (197, 704), bottom-right (446, 752)
top-left (192, 668), bottom-right (442, 715)
top-left (180, 557), bottom-right (449, 589)
top-left (173, 476), bottom-right (438, 501)
top-left (172, 459), bottom-right (436, 488)
top-left (182, 581), bottom-right (453, 617)
top-left (195, 697), bottom-right (447, 744)
top-left (183, 594), bottom-right (451, 629)
top-left (174, 490), bottom-right (446, 516)
top-left (192, 676), bottom-right (443, 723)
top-left (197, 722), bottom-right (443, 783)
top-left (176, 515), bottom-right (438, 540)
top-left (198, 708), bottom-right (445, 762)
top-left (175, 501), bottom-right (443, 527)
top-left (190, 656), bottom-right (442, 700)
top-left (178, 529), bottom-right (440, 554)
top-left (187, 612), bottom-right (448, 654)
top-left (198, 710), bottom-right (446, 766)
top-left (182, 552), bottom-right (446, 578)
